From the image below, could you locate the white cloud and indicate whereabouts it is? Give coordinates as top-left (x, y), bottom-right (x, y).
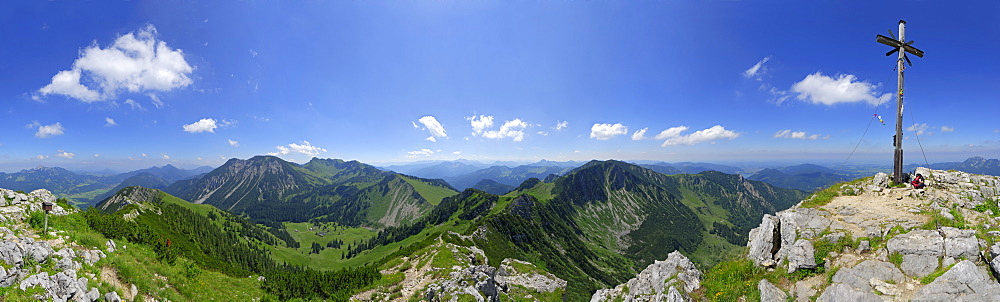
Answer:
top-left (940, 126), bottom-right (954, 132)
top-left (661, 125), bottom-right (739, 146)
top-left (631, 128), bottom-right (648, 140)
top-left (482, 119), bottom-right (528, 142)
top-left (54, 150), bottom-right (75, 159)
top-left (268, 141), bottom-right (327, 157)
top-left (34, 155), bottom-right (49, 160)
top-left (555, 121), bottom-right (569, 131)
top-left (467, 115), bottom-right (494, 136)
top-left (124, 99), bottom-right (145, 110)
top-left (148, 93), bottom-right (164, 109)
top-left (183, 118), bottom-right (218, 133)
top-left (417, 116), bottom-right (447, 141)
top-left (743, 56), bottom-right (771, 80)
top-left (773, 129), bottom-right (825, 140)
top-left (162, 153), bottom-right (170, 160)
top-left (426, 136), bottom-right (437, 142)
top-left (228, 139), bottom-right (239, 147)
top-left (453, 151), bottom-right (461, 155)
top-left (654, 126), bottom-right (689, 140)
top-left (36, 25), bottom-right (194, 102)
top-left (406, 148), bottom-right (435, 158)
top-left (907, 123), bottom-right (931, 136)
top-left (105, 117), bottom-right (117, 126)
top-left (790, 73), bottom-right (891, 106)
top-left (590, 123), bottom-right (628, 140)
top-left (94, 154), bottom-right (100, 158)
top-left (35, 122), bottom-right (65, 138)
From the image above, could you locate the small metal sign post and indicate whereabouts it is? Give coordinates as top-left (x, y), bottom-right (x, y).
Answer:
top-left (42, 201), bottom-right (53, 235)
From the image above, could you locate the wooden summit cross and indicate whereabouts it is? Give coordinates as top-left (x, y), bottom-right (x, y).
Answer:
top-left (876, 20), bottom-right (925, 185)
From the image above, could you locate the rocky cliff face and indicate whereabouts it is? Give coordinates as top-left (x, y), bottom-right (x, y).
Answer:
top-left (0, 188), bottom-right (123, 302)
top-left (591, 251), bottom-right (703, 302)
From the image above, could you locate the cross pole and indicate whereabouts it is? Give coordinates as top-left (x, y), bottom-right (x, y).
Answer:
top-left (876, 20), bottom-right (925, 185)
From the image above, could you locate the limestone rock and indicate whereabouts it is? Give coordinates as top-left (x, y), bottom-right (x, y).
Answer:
top-left (912, 260), bottom-right (1000, 301)
top-left (941, 227), bottom-right (980, 261)
top-left (870, 172), bottom-right (889, 191)
top-left (105, 291), bottom-right (123, 302)
top-left (886, 229), bottom-right (944, 277)
top-left (786, 239), bottom-right (816, 273)
top-left (591, 251), bottom-right (702, 302)
top-left (831, 260), bottom-right (905, 292)
top-left (747, 214), bottom-right (779, 266)
top-left (816, 283), bottom-right (881, 302)
top-left (758, 279), bottom-right (787, 302)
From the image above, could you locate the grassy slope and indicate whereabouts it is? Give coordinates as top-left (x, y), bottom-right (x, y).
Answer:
top-left (2, 209), bottom-right (270, 301)
top-left (399, 175), bottom-right (456, 206)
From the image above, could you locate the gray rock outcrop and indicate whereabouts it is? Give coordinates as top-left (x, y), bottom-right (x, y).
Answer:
top-left (912, 260), bottom-right (1000, 301)
top-left (591, 251), bottom-right (702, 302)
top-left (758, 279), bottom-right (787, 302)
top-left (886, 229), bottom-right (944, 277)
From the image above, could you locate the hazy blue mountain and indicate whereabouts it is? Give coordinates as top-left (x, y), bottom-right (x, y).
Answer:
top-left (444, 165), bottom-right (576, 190)
top-left (406, 161), bottom-right (484, 179)
top-left (0, 166), bottom-right (114, 195)
top-left (747, 167), bottom-right (848, 192)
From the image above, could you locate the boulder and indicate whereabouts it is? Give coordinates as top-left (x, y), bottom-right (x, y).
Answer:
top-left (816, 283), bottom-right (881, 302)
top-left (870, 172), bottom-right (889, 191)
top-left (591, 251), bottom-right (701, 301)
top-left (105, 291), bottom-right (123, 302)
top-left (786, 239), bottom-right (816, 273)
top-left (886, 229), bottom-right (944, 277)
top-left (747, 214), bottom-right (779, 266)
top-left (913, 260), bottom-right (1000, 301)
top-left (758, 279), bottom-right (787, 302)
top-left (940, 227), bottom-right (980, 261)
top-left (0, 240), bottom-right (25, 266)
top-left (830, 260), bottom-right (905, 292)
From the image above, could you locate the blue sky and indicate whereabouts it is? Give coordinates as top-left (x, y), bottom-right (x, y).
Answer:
top-left (1, 1), bottom-right (997, 172)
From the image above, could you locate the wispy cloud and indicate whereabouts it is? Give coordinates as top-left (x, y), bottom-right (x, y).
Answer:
top-left (29, 122), bottom-right (65, 138)
top-left (790, 73), bottom-right (891, 106)
top-left (228, 139), bottom-right (239, 147)
top-left (590, 123), bottom-right (628, 140)
top-left (555, 121), bottom-right (569, 131)
top-left (907, 123), bottom-right (932, 136)
top-left (268, 141), bottom-right (327, 157)
top-left (105, 117), bottom-right (117, 127)
top-left (940, 126), bottom-right (954, 132)
top-left (35, 25), bottom-right (194, 102)
top-left (660, 125), bottom-right (739, 146)
top-left (54, 150), bottom-right (75, 159)
top-left (743, 56), bottom-right (771, 80)
top-left (482, 119), bottom-right (528, 142)
top-left (773, 129), bottom-right (827, 140)
top-left (406, 148), bottom-right (435, 158)
top-left (631, 128), bottom-right (648, 140)
top-left (416, 116), bottom-right (447, 142)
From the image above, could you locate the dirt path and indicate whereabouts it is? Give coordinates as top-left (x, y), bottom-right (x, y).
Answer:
top-left (819, 188), bottom-right (929, 237)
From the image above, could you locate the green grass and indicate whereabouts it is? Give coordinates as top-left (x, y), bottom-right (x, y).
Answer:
top-left (888, 252), bottom-right (904, 267)
top-left (920, 262), bottom-right (955, 284)
top-left (400, 175), bottom-right (458, 205)
top-left (698, 258), bottom-right (764, 302)
top-left (508, 182), bottom-right (555, 201)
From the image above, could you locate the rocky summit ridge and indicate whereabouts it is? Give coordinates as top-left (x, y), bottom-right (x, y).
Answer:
top-left (0, 188), bottom-right (125, 302)
top-left (589, 168), bottom-right (1000, 301)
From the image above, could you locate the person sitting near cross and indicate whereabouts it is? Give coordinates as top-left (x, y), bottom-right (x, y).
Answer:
top-left (911, 173), bottom-right (925, 189)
